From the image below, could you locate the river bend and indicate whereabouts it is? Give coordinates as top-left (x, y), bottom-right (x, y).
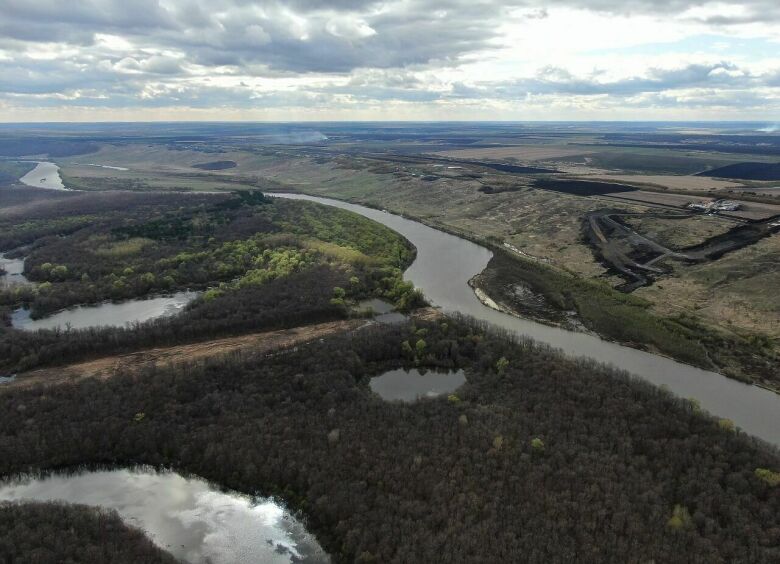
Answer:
top-left (272, 192), bottom-right (780, 447)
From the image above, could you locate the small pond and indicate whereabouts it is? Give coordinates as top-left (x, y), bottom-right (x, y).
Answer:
top-left (12, 291), bottom-right (198, 331)
top-left (356, 298), bottom-right (407, 324)
top-left (370, 368), bottom-right (466, 401)
top-left (0, 253), bottom-right (28, 287)
top-left (0, 469), bottom-right (329, 564)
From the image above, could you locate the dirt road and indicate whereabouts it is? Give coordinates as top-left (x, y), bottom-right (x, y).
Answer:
top-left (4, 319), bottom-right (366, 390)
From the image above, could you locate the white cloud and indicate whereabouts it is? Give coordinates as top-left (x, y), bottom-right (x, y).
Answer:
top-left (0, 0), bottom-right (778, 120)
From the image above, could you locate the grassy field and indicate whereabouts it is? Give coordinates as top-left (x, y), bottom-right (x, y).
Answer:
top-left (622, 215), bottom-right (737, 248)
top-left (584, 174), bottom-right (744, 192)
top-left (547, 145), bottom-right (778, 175)
top-left (636, 233), bottom-right (780, 340)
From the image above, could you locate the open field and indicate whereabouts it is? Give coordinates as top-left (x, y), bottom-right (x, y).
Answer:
top-left (635, 232), bottom-right (780, 339)
top-left (546, 145), bottom-right (779, 175)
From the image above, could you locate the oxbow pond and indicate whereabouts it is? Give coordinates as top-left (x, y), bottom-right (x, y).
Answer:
top-left (12, 291), bottom-right (198, 331)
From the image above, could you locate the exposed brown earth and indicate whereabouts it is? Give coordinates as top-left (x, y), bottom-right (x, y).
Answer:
top-left (4, 308), bottom-right (444, 390)
top-left (6, 319), bottom-right (365, 389)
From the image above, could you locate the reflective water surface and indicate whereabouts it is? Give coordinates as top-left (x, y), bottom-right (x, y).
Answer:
top-left (12, 291), bottom-right (198, 331)
top-left (370, 368), bottom-right (466, 401)
top-left (19, 162), bottom-right (66, 190)
top-left (0, 469), bottom-right (330, 564)
top-left (356, 298), bottom-right (407, 324)
top-left (0, 253), bottom-right (27, 288)
top-left (272, 193), bottom-right (780, 447)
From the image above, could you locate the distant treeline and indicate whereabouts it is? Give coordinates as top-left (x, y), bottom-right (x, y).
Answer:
top-left (1, 317), bottom-right (778, 563)
top-left (0, 138), bottom-right (99, 157)
top-left (697, 162), bottom-right (780, 181)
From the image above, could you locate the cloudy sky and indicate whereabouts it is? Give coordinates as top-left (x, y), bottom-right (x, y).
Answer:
top-left (1, 0), bottom-right (779, 121)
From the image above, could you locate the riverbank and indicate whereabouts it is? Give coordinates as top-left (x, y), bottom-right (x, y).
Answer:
top-left (270, 192), bottom-right (780, 446)
top-left (270, 189), bottom-right (778, 390)
top-left (473, 247), bottom-right (778, 390)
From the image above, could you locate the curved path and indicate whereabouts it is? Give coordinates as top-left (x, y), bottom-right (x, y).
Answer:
top-left (273, 193), bottom-right (780, 447)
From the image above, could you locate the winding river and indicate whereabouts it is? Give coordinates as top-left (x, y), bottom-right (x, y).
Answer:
top-left (272, 193), bottom-right (780, 447)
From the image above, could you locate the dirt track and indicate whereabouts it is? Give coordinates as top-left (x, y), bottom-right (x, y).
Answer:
top-left (3, 308), bottom-right (444, 390)
top-left (585, 209), bottom-right (780, 291)
top-left (5, 319), bottom-right (366, 390)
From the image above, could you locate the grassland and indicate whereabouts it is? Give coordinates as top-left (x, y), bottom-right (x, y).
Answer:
top-left (635, 233), bottom-right (780, 340)
top-left (583, 174), bottom-right (744, 192)
top-left (622, 215), bottom-right (737, 248)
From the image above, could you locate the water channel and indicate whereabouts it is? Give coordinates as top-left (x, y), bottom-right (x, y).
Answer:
top-left (18, 161), bottom-right (66, 190)
top-left (0, 253), bottom-right (27, 288)
top-left (0, 469), bottom-right (329, 563)
top-left (272, 192), bottom-right (780, 447)
top-left (12, 291), bottom-right (198, 331)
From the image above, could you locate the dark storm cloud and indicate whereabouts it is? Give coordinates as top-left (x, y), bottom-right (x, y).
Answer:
top-left (1, 1), bottom-right (777, 75)
top-left (0, 0), bottom-right (526, 73)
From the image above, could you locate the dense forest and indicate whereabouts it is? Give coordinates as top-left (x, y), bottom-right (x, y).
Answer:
top-left (1, 190), bottom-right (415, 317)
top-left (1, 317), bottom-right (778, 563)
top-left (0, 190), bottom-right (424, 373)
top-left (0, 265), bottom-right (348, 372)
top-left (0, 501), bottom-right (177, 563)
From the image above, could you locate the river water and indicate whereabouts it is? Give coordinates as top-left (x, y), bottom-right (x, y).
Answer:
top-left (18, 161), bottom-right (66, 189)
top-left (272, 193), bottom-right (780, 447)
top-left (0, 253), bottom-right (28, 288)
top-left (12, 291), bottom-right (198, 331)
top-left (0, 469), bottom-right (329, 564)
